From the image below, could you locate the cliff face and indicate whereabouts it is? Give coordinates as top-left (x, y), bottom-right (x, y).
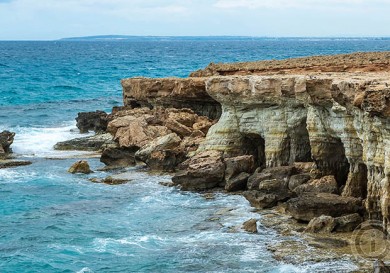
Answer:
top-left (198, 72), bottom-right (390, 230)
top-left (121, 77), bottom-right (221, 119)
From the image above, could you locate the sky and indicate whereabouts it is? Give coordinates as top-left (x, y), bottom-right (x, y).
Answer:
top-left (1, 0), bottom-right (390, 40)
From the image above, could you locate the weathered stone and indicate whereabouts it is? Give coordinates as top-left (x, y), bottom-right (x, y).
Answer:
top-left (334, 213), bottom-right (363, 232)
top-left (68, 160), bottom-right (92, 174)
top-left (172, 151), bottom-right (225, 190)
top-left (0, 160), bottom-right (32, 169)
top-left (100, 146), bottom-right (138, 167)
top-left (294, 175), bottom-right (339, 195)
top-left (242, 218), bottom-right (258, 233)
top-left (0, 131), bottom-right (15, 158)
top-left (305, 215), bottom-right (336, 233)
top-left (247, 166), bottom-right (295, 190)
top-left (165, 119), bottom-right (193, 137)
top-left (225, 172), bottom-right (250, 192)
top-left (243, 191), bottom-right (290, 209)
top-left (373, 260), bottom-right (390, 273)
top-left (224, 155), bottom-right (254, 182)
top-left (288, 174), bottom-right (312, 191)
top-left (287, 193), bottom-right (363, 222)
top-left (54, 133), bottom-right (114, 151)
top-left (76, 111), bottom-right (108, 133)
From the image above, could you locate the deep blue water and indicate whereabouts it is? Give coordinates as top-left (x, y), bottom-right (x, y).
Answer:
top-left (1, 38), bottom-right (390, 272)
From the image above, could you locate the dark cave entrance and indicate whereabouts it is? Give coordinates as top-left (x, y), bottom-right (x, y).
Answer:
top-left (241, 133), bottom-right (266, 169)
top-left (290, 119), bottom-right (313, 163)
top-left (315, 137), bottom-right (350, 188)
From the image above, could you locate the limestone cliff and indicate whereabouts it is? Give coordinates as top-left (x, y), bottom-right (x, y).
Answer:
top-left (197, 72), bottom-right (390, 231)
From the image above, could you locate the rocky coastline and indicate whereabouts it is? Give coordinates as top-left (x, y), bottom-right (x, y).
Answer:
top-left (57, 52), bottom-right (390, 272)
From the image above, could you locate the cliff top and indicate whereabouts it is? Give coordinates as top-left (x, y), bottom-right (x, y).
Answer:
top-left (190, 51), bottom-right (390, 77)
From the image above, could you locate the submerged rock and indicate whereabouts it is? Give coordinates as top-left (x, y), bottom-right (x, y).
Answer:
top-left (68, 160), bottom-right (92, 174)
top-left (0, 160), bottom-right (32, 169)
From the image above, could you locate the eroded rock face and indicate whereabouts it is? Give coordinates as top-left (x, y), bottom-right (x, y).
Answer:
top-left (121, 77), bottom-right (222, 119)
top-left (76, 111), bottom-right (109, 133)
top-left (196, 73), bottom-right (390, 231)
top-left (68, 160), bottom-right (93, 174)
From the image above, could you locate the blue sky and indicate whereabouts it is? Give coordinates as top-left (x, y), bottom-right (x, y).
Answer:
top-left (1, 0), bottom-right (390, 40)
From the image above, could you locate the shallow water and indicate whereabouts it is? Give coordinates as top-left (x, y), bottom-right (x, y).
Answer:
top-left (2, 38), bottom-right (388, 272)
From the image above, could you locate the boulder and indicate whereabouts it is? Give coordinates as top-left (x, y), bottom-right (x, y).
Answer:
top-left (334, 213), bottom-right (363, 232)
top-left (294, 175), bottom-right (339, 195)
top-left (76, 111), bottom-right (108, 133)
top-left (224, 155), bottom-right (255, 182)
top-left (68, 160), bottom-right (93, 174)
top-left (243, 191), bottom-right (289, 209)
top-left (247, 166), bottom-right (295, 190)
top-left (135, 133), bottom-right (182, 171)
top-left (305, 215), bottom-right (336, 233)
top-left (54, 133), bottom-right (114, 151)
top-left (287, 193), bottom-right (363, 222)
top-left (225, 172), bottom-right (250, 192)
top-left (0, 130), bottom-right (15, 158)
top-left (172, 151), bottom-right (225, 190)
top-left (288, 174), bottom-right (312, 191)
top-left (242, 219), bottom-right (258, 233)
top-left (165, 118), bottom-right (193, 137)
top-left (100, 146), bottom-right (138, 167)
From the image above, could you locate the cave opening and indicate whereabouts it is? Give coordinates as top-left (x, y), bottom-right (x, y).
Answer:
top-left (290, 119), bottom-right (313, 163)
top-left (315, 137), bottom-right (350, 188)
top-left (241, 133), bottom-right (266, 169)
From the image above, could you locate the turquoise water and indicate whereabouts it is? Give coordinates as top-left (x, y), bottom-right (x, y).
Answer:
top-left (1, 38), bottom-right (390, 272)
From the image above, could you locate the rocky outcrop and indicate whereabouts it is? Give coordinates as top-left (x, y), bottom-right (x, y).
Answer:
top-left (191, 72), bottom-right (390, 230)
top-left (54, 133), bottom-right (115, 151)
top-left (76, 111), bottom-right (109, 133)
top-left (68, 160), bottom-right (92, 174)
top-left (0, 131), bottom-right (15, 159)
top-left (121, 77), bottom-right (221, 119)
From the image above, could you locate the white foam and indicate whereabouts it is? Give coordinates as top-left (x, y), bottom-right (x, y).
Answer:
top-left (10, 122), bottom-right (94, 158)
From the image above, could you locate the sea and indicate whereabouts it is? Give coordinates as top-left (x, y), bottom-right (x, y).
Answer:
top-left (1, 37), bottom-right (390, 272)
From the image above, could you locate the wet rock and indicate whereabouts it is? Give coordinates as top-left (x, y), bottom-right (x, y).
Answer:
top-left (287, 193), bottom-right (363, 222)
top-left (0, 160), bottom-right (32, 169)
top-left (242, 218), bottom-right (258, 233)
top-left (288, 174), bottom-right (312, 191)
top-left (334, 213), bottom-right (363, 232)
top-left (225, 172), bottom-right (250, 192)
top-left (54, 133), bottom-right (114, 151)
top-left (172, 151), bottom-right (225, 190)
top-left (135, 133), bottom-right (182, 171)
top-left (294, 175), bottom-right (339, 195)
top-left (247, 166), bottom-right (295, 190)
top-left (101, 176), bottom-right (130, 185)
top-left (68, 160), bottom-right (92, 174)
top-left (0, 130), bottom-right (15, 159)
top-left (76, 110), bottom-right (109, 133)
top-left (100, 146), bottom-right (138, 167)
top-left (305, 215), bottom-right (336, 233)
top-left (224, 155), bottom-right (255, 183)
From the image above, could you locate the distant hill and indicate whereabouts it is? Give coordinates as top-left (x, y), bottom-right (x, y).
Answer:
top-left (59, 35), bottom-right (268, 41)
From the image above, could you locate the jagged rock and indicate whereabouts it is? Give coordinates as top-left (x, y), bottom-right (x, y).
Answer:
top-left (165, 118), bottom-right (193, 137)
top-left (247, 166), bottom-right (295, 190)
top-left (294, 175), bottom-right (339, 195)
top-left (121, 77), bottom-right (222, 119)
top-left (242, 218), bottom-right (258, 233)
top-left (334, 213), bottom-right (363, 232)
top-left (54, 133), bottom-right (114, 151)
top-left (224, 155), bottom-right (255, 183)
top-left (76, 111), bottom-right (108, 133)
top-left (288, 174), bottom-right (312, 191)
top-left (243, 191), bottom-right (290, 209)
top-left (287, 193), bottom-right (363, 222)
top-left (68, 160), bottom-right (92, 174)
top-left (225, 172), bottom-right (250, 192)
top-left (0, 131), bottom-right (15, 159)
top-left (172, 151), bottom-right (225, 190)
top-left (0, 160), bottom-right (32, 169)
top-left (100, 146), bottom-right (138, 167)
top-left (305, 215), bottom-right (336, 233)
top-left (135, 133), bottom-right (182, 171)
